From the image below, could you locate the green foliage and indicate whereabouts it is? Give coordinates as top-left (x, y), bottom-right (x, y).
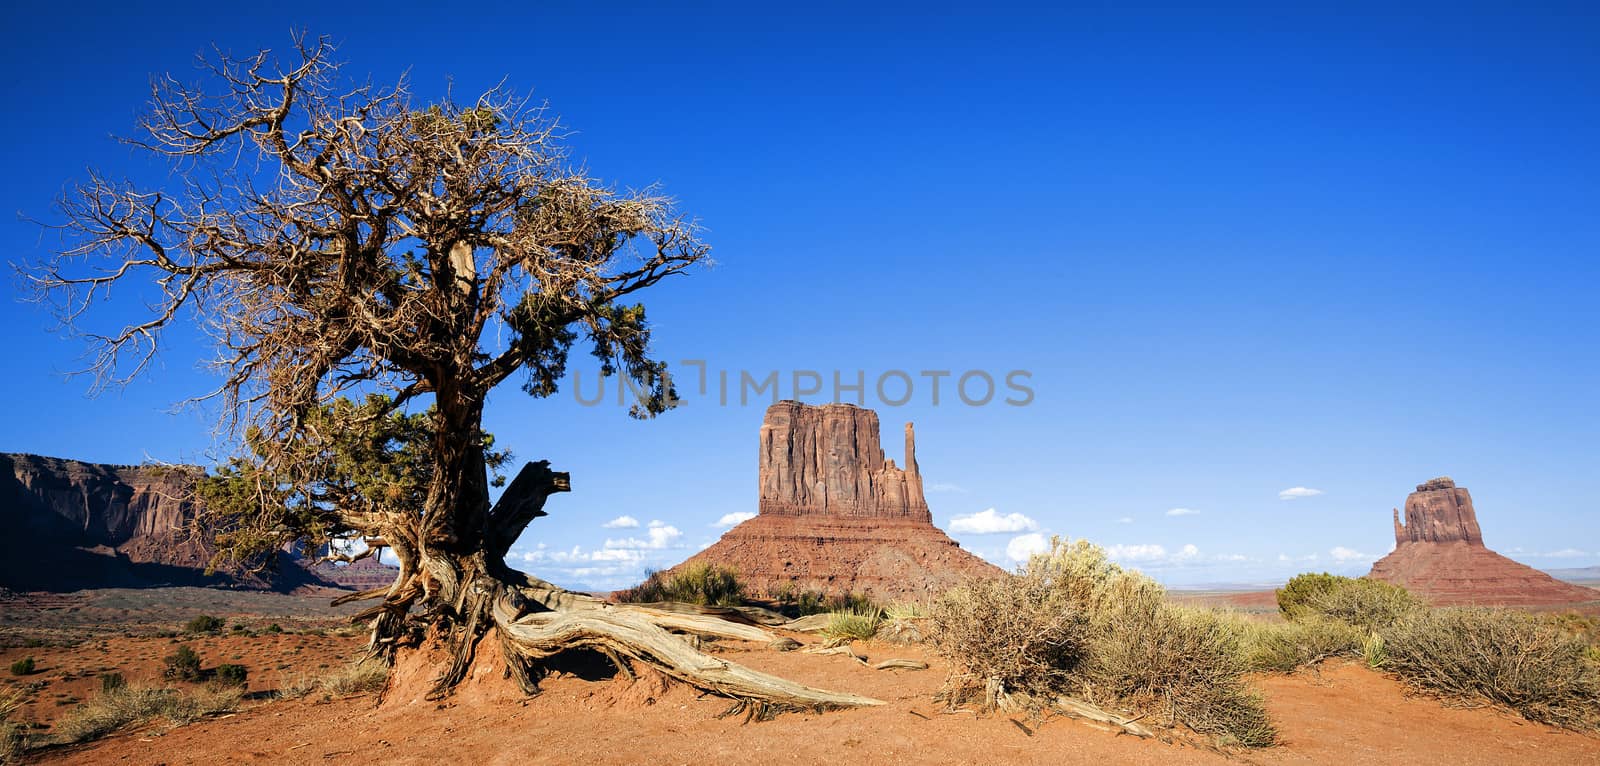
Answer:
top-left (821, 610), bottom-right (883, 641)
top-left (929, 538), bottom-right (1275, 747)
top-left (198, 395), bottom-right (511, 575)
top-left (1303, 578), bottom-right (1421, 633)
top-left (7, 658), bottom-right (34, 677)
top-left (767, 583), bottom-right (878, 617)
top-left (1384, 608), bottom-right (1600, 730)
top-left (264, 623), bottom-right (284, 634)
top-left (184, 615), bottom-right (224, 634)
top-left (615, 563), bottom-right (744, 606)
top-left (1275, 572), bottom-right (1351, 618)
top-left (162, 645), bottom-right (204, 683)
top-left (214, 664), bottom-right (248, 687)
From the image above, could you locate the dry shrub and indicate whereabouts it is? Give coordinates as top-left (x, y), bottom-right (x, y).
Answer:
top-left (55, 684), bottom-right (243, 743)
top-left (928, 567), bottom-right (1085, 708)
top-left (1234, 616), bottom-right (1364, 672)
top-left (929, 538), bottom-right (1275, 746)
top-left (1301, 578), bottom-right (1421, 633)
top-left (615, 562), bottom-right (744, 607)
top-left (1383, 608), bottom-right (1600, 730)
top-left (1, 688), bottom-right (24, 764)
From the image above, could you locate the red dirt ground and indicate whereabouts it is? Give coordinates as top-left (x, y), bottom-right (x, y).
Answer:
top-left (25, 635), bottom-right (1600, 765)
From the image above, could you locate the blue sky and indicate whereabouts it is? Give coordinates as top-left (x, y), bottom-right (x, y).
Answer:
top-left (2, 2), bottom-right (1596, 589)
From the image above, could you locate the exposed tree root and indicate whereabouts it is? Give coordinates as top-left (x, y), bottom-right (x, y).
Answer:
top-left (492, 598), bottom-right (884, 711)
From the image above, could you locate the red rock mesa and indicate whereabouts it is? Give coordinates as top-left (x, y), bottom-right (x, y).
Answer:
top-left (1367, 477), bottom-right (1596, 607)
top-left (664, 401), bottom-right (1000, 602)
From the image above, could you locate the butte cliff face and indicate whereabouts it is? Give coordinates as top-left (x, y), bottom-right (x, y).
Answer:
top-left (758, 401), bottom-right (929, 521)
top-left (1368, 477), bottom-right (1596, 607)
top-left (0, 453), bottom-right (348, 592)
top-left (664, 402), bottom-right (1001, 602)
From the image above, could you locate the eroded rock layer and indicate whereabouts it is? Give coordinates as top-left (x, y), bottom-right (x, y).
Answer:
top-left (1368, 477), bottom-right (1596, 607)
top-left (668, 402), bottom-right (1000, 602)
top-left (0, 453), bottom-right (346, 592)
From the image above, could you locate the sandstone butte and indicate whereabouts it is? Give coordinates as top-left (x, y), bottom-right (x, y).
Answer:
top-left (1367, 476), bottom-right (1597, 607)
top-left (660, 401), bottom-right (1002, 603)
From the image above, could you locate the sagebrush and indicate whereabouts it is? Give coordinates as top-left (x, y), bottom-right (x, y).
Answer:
top-left (1383, 607), bottom-right (1600, 730)
top-left (929, 538), bottom-right (1275, 747)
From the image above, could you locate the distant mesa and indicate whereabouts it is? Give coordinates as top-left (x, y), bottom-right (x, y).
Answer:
top-left (1368, 476), bottom-right (1596, 607)
top-left (657, 401), bottom-right (1002, 602)
top-left (0, 452), bottom-right (389, 592)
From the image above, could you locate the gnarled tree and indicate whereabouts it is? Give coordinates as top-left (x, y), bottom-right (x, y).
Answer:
top-left (30, 35), bottom-right (878, 712)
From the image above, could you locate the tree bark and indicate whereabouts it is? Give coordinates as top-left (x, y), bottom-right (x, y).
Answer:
top-left (359, 456), bottom-right (880, 711)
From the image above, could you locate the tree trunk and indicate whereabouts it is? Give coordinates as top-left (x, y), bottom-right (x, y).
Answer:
top-left (362, 436), bottom-right (880, 711)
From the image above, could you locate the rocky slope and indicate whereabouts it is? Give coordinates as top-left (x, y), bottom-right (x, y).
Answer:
top-left (1368, 477), bottom-right (1596, 607)
top-left (664, 402), bottom-right (1000, 602)
top-left (0, 452), bottom-right (354, 592)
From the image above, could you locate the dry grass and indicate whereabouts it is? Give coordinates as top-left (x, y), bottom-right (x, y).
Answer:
top-left (279, 658), bottom-right (390, 700)
top-left (929, 538), bottom-right (1275, 747)
top-left (1383, 608), bottom-right (1600, 730)
top-left (1, 688), bottom-right (24, 764)
top-left (821, 610), bottom-right (883, 642)
top-left (54, 683), bottom-right (244, 744)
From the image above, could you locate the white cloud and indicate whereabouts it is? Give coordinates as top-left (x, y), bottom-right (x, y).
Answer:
top-left (1177, 544), bottom-right (1200, 559)
top-left (601, 515), bottom-right (640, 529)
top-left (1217, 553), bottom-right (1249, 562)
top-left (1279, 487), bottom-right (1324, 501)
top-left (950, 508), bottom-right (1039, 534)
top-left (928, 482), bottom-right (966, 493)
top-left (1165, 508), bottom-right (1200, 517)
top-left (713, 512), bottom-right (756, 528)
top-left (604, 524), bottom-right (683, 550)
top-left (647, 519), bottom-right (667, 528)
top-left (1537, 548), bottom-right (1590, 559)
top-left (1116, 517), bottom-right (1134, 524)
top-left (1330, 546), bottom-right (1374, 563)
top-left (1106, 543), bottom-right (1168, 562)
top-left (1006, 533), bottom-right (1049, 562)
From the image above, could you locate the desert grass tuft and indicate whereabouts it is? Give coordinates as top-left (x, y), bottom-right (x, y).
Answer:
top-left (1, 688), bottom-right (25, 764)
top-left (821, 609), bottom-right (883, 642)
top-left (615, 562), bottom-right (745, 607)
top-left (54, 684), bottom-right (243, 744)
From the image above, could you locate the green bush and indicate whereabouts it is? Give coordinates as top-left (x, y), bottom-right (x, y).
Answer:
top-left (163, 645), bottom-right (204, 683)
top-left (928, 538), bottom-right (1275, 747)
top-left (1275, 573), bottom-right (1351, 618)
top-left (1279, 573), bottom-right (1421, 633)
top-left (615, 562), bottom-right (744, 606)
top-left (214, 664), bottom-right (248, 687)
top-left (1383, 608), bottom-right (1600, 730)
top-left (264, 623), bottom-right (284, 634)
top-left (7, 658), bottom-right (34, 677)
top-left (184, 615), bottom-right (224, 634)
top-left (1303, 579), bottom-right (1421, 633)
